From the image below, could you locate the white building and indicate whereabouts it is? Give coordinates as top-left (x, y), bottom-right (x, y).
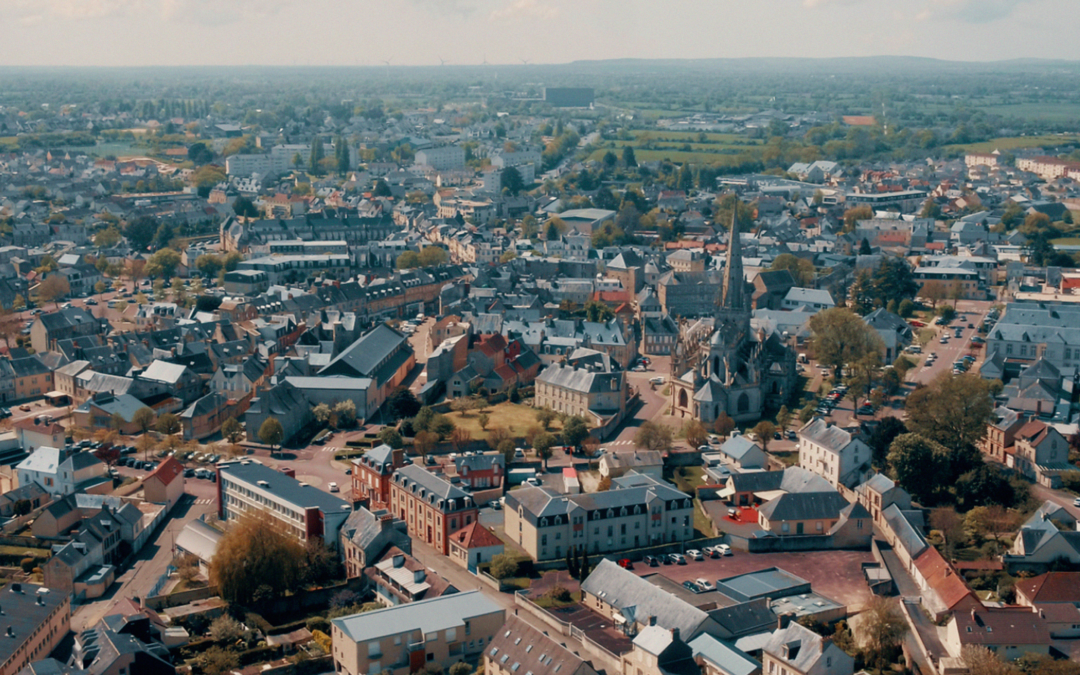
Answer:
top-left (797, 418), bottom-right (870, 489)
top-left (16, 446), bottom-right (110, 497)
top-left (415, 146), bottom-right (466, 172)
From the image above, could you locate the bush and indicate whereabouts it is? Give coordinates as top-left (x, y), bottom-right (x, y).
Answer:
top-left (449, 662), bottom-right (473, 675)
top-left (200, 646), bottom-right (239, 675)
top-left (20, 558), bottom-right (35, 574)
top-left (489, 554), bottom-right (519, 580)
top-left (545, 586), bottom-right (571, 603)
top-left (306, 616), bottom-right (331, 634)
top-left (209, 614), bottom-right (244, 643)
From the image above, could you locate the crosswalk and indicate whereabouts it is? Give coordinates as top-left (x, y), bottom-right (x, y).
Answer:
top-left (316, 447), bottom-right (339, 453)
top-left (607, 439), bottom-right (635, 446)
top-left (192, 498), bottom-right (214, 505)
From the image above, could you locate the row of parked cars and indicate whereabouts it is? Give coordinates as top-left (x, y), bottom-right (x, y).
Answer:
top-left (815, 385), bottom-right (847, 416)
top-left (643, 544), bottom-right (732, 567)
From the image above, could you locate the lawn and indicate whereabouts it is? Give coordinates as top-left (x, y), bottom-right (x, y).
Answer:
top-left (442, 402), bottom-right (563, 442)
top-left (0, 546), bottom-right (51, 559)
top-left (1051, 237), bottom-right (1080, 246)
top-left (533, 590), bottom-right (581, 609)
top-left (943, 134), bottom-right (1080, 154)
top-left (668, 466), bottom-right (706, 494)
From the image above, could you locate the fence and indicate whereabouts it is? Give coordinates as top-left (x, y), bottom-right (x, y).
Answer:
top-left (144, 584), bottom-right (220, 611)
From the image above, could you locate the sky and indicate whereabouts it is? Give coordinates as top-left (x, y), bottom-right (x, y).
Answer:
top-left (0, 0), bottom-right (1077, 66)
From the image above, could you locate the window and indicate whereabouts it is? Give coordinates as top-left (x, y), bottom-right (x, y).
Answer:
top-left (367, 641), bottom-right (382, 658)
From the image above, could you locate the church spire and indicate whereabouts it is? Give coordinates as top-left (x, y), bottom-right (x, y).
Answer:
top-left (720, 199), bottom-right (745, 312)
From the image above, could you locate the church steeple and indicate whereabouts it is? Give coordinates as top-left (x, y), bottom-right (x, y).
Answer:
top-left (720, 200), bottom-right (746, 312)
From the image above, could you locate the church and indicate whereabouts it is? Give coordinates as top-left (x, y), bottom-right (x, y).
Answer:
top-left (670, 206), bottom-right (798, 424)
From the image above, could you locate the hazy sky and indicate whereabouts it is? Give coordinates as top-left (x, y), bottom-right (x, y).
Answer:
top-left (0, 0), bottom-right (1077, 66)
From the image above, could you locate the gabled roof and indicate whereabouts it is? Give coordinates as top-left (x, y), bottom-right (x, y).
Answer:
top-left (146, 457), bottom-right (184, 487)
top-left (332, 590), bottom-right (501, 642)
top-left (450, 521), bottom-right (503, 550)
top-left (581, 559), bottom-right (712, 638)
top-left (1015, 572), bottom-right (1080, 605)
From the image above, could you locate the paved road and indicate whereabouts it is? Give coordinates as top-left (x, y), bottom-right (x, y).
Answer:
top-left (605, 354), bottom-right (670, 446)
top-left (71, 494), bottom-right (215, 631)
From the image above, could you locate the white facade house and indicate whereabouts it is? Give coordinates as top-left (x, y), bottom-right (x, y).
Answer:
top-left (797, 419), bottom-right (870, 489)
top-left (16, 446), bottom-right (110, 497)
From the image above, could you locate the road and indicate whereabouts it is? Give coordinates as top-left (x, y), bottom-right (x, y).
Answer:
top-left (605, 354), bottom-right (671, 447)
top-left (71, 494), bottom-right (215, 631)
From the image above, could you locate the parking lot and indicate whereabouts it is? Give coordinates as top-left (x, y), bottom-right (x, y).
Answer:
top-left (633, 549), bottom-right (877, 611)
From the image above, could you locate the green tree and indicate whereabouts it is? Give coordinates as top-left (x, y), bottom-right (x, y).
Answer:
top-left (133, 407), bottom-right (155, 435)
top-left (867, 417), bottom-right (906, 469)
top-left (533, 432), bottom-right (556, 469)
top-left (584, 301), bottom-right (614, 323)
top-left (195, 254), bottom-right (224, 278)
top-left (144, 248), bottom-right (181, 279)
top-left (859, 238), bottom-right (872, 255)
top-left (713, 412), bottom-right (736, 439)
top-left (377, 427), bottom-right (404, 448)
top-left (312, 403), bottom-right (332, 426)
top-left (808, 307), bottom-right (885, 380)
top-left (156, 413), bottom-right (181, 435)
top-left (501, 166), bottom-right (524, 195)
top-left (309, 137), bottom-right (325, 176)
top-left (124, 216), bottom-right (159, 251)
top-left (258, 417), bottom-right (285, 451)
top-left (769, 253), bottom-right (815, 287)
top-left (223, 251), bottom-right (244, 272)
top-left (94, 225), bottom-right (122, 249)
top-left (683, 419), bottom-right (709, 449)
top-left (221, 417), bottom-right (244, 444)
top-left (635, 421), bottom-right (674, 454)
top-left (905, 372), bottom-right (994, 452)
top-left (561, 416), bottom-right (590, 449)
top-left (418, 247), bottom-right (448, 267)
top-left (752, 421), bottom-right (777, 452)
top-left (396, 251), bottom-right (421, 269)
top-left (333, 400), bottom-right (357, 426)
top-left (842, 205), bottom-right (873, 232)
top-left (489, 554), bottom-right (519, 580)
top-left (776, 405), bottom-right (792, 431)
top-left (535, 407), bottom-right (557, 429)
top-left (622, 146), bottom-right (637, 168)
top-left (887, 433), bottom-right (951, 505)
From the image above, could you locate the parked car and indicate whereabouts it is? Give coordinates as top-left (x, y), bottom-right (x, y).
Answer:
top-left (617, 558), bottom-right (634, 570)
top-left (716, 544), bottom-right (732, 556)
top-left (490, 500), bottom-right (502, 510)
top-left (695, 578), bottom-right (714, 591)
top-left (183, 468), bottom-right (195, 477)
top-left (649, 376), bottom-right (665, 385)
top-left (644, 555), bottom-right (660, 567)
top-left (683, 580), bottom-right (704, 593)
top-left (329, 482), bottom-right (339, 493)
top-left (669, 553), bottom-right (687, 565)
top-left (686, 549), bottom-right (704, 561)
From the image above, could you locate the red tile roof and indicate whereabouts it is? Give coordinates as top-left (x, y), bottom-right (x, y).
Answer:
top-left (147, 456), bottom-right (184, 487)
top-left (451, 522), bottom-right (503, 549)
top-left (914, 546), bottom-right (979, 611)
top-left (1016, 572), bottom-right (1080, 605)
top-left (953, 606), bottom-right (1051, 648)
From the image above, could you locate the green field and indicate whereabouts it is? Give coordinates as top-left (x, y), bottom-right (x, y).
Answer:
top-left (978, 102), bottom-right (1080, 123)
top-left (944, 135), bottom-right (1080, 154)
top-left (1051, 237), bottom-right (1080, 246)
top-left (587, 129), bottom-right (762, 166)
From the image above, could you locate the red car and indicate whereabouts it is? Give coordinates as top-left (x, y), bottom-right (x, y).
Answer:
top-left (617, 559), bottom-right (633, 570)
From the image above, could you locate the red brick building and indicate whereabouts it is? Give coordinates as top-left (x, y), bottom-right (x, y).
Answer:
top-left (351, 444), bottom-right (405, 507)
top-left (389, 464), bottom-right (478, 555)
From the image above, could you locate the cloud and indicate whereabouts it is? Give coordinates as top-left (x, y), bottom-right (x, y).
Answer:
top-left (489, 0), bottom-right (559, 21)
top-left (159, 0), bottom-right (290, 25)
top-left (397, 0), bottom-right (485, 18)
top-left (801, 0), bottom-right (863, 8)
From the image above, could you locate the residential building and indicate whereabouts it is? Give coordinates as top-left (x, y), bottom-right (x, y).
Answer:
top-left (340, 507), bottom-right (412, 579)
top-left (598, 450), bottom-right (664, 481)
top-left (534, 349), bottom-right (628, 431)
top-left (10, 357), bottom-right (56, 401)
top-left (389, 465), bottom-right (479, 555)
top-left (367, 547), bottom-right (458, 606)
top-left (781, 288), bottom-right (835, 312)
top-left (862, 308), bottom-right (913, 362)
top-left (689, 633), bottom-right (762, 675)
top-left (503, 477), bottom-right (694, 561)
top-left (855, 474), bottom-right (911, 527)
top-left (1015, 572), bottom-right (1080, 639)
top-left (30, 307), bottom-right (103, 353)
top-left (447, 522), bottom-right (504, 570)
top-left (945, 606), bottom-right (1051, 663)
top-left (797, 419), bottom-right (870, 488)
top-left (0, 584), bottom-right (71, 675)
top-left (980, 407), bottom-right (1026, 464)
top-left (72, 393), bottom-right (150, 436)
top-left (757, 493), bottom-right (869, 541)
top-left (319, 324), bottom-right (416, 414)
top-left (330, 591), bottom-right (504, 675)
top-left (16, 447), bottom-right (110, 497)
top-left (761, 622), bottom-right (853, 675)
top-left (715, 436), bottom-right (766, 470)
top-left (217, 460), bottom-right (353, 547)
top-left (1008, 419), bottom-right (1070, 487)
top-left (621, 625), bottom-right (697, 675)
top-left (985, 302), bottom-right (1080, 375)
top-left (352, 444), bottom-right (407, 507)
top-left (452, 453), bottom-right (505, 491)
top-left (13, 418), bottom-right (66, 455)
top-left (415, 146), bottom-right (466, 172)
top-left (484, 616), bottom-right (600, 675)
top-left (142, 457), bottom-right (185, 511)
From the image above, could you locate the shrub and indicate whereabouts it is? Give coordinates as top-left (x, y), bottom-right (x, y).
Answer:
top-left (20, 558), bottom-right (35, 574)
top-left (306, 616), bottom-right (331, 634)
top-left (209, 614), bottom-right (244, 643)
top-left (489, 554), bottom-right (519, 580)
top-left (545, 586), bottom-right (571, 603)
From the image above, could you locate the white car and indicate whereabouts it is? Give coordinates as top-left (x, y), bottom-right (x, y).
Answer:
top-left (686, 549), bottom-right (704, 561)
top-left (329, 482), bottom-right (339, 493)
top-left (695, 578), bottom-right (714, 591)
top-left (716, 544), bottom-right (732, 556)
top-left (1073, 497), bottom-right (1080, 507)
top-left (649, 376), bottom-right (665, 385)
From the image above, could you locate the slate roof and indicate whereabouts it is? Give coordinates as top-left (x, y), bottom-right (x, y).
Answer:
top-left (762, 623), bottom-right (837, 674)
top-left (581, 559), bottom-right (713, 638)
top-left (687, 634), bottom-right (761, 675)
top-left (332, 590), bottom-right (502, 643)
top-left (392, 464), bottom-right (473, 507)
top-left (757, 491), bottom-right (851, 522)
top-left (718, 436), bottom-right (761, 462)
top-left (485, 615), bottom-right (597, 675)
top-left (798, 418), bottom-right (857, 453)
top-left (319, 323), bottom-right (410, 380)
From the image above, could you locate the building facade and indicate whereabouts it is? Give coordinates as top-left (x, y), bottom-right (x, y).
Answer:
top-left (389, 465), bottom-right (479, 555)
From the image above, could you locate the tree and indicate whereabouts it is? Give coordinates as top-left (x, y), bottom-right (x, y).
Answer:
top-left (566, 546), bottom-right (578, 578)
top-left (309, 137), bottom-right (325, 176)
top-left (635, 421), bottom-right (674, 454)
top-left (187, 142), bottom-right (214, 165)
top-left (489, 554), bottom-right (519, 580)
top-left (124, 216), bottom-right (158, 251)
top-left (156, 413), bottom-right (181, 436)
top-left (887, 433), bottom-right (951, 505)
top-left (776, 405), bottom-right (792, 431)
top-left (373, 179), bottom-right (392, 197)
top-left (561, 416), bottom-right (590, 450)
top-left (478, 413), bottom-right (490, 430)
top-left (499, 250), bottom-right (518, 264)
top-left (714, 194), bottom-right (755, 231)
top-left (584, 301), bottom-right (615, 323)
top-left (388, 388), bottom-right (422, 419)
top-left (144, 248), bottom-right (181, 279)
top-left (713, 413), bottom-right (735, 439)
top-left (258, 417), bottom-right (285, 451)
top-left (418, 246), bottom-right (449, 267)
top-left (195, 254), bottom-right (224, 278)
top-left (956, 464), bottom-right (1016, 510)
top-left (868, 417), bottom-right (907, 469)
top-left (449, 663), bottom-right (472, 675)
top-left (221, 417), bottom-right (244, 444)
top-left (396, 251), bottom-right (421, 269)
top-left (201, 646), bottom-right (240, 675)
top-left (842, 205), bottom-right (873, 232)
top-left (232, 196), bottom-right (260, 218)
top-left (497, 439), bottom-right (516, 464)
top-left (858, 597), bottom-right (908, 672)
top-left (961, 645), bottom-right (1018, 675)
top-left (578, 550), bottom-right (591, 581)
top-left (210, 512), bottom-right (304, 605)
top-left (450, 397), bottom-right (483, 417)
top-left (501, 166), bottom-right (524, 195)
top-left (535, 407), bottom-right (557, 429)
top-left (752, 421), bottom-right (777, 452)
top-left (377, 427), bottom-right (404, 448)
top-left (223, 251), bottom-right (243, 272)
top-left (533, 432), bottom-right (555, 469)
top-left (312, 403), bottom-right (332, 426)
top-left (931, 506), bottom-right (966, 560)
top-left (859, 238), bottom-right (872, 255)
top-left (414, 431), bottom-right (439, 457)
top-left (209, 615), bottom-right (244, 643)
top-left (333, 400), bottom-right (357, 426)
top-left (94, 225), bottom-right (122, 249)
top-left (450, 428), bottom-right (472, 452)
top-left (622, 146), bottom-right (637, 168)
top-left (808, 308), bottom-right (885, 380)
top-left (36, 275), bottom-right (70, 308)
top-left (905, 372), bottom-right (994, 452)
top-left (898, 298), bottom-right (915, 318)
top-left (132, 407), bottom-right (155, 435)
top-left (683, 420), bottom-right (709, 450)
